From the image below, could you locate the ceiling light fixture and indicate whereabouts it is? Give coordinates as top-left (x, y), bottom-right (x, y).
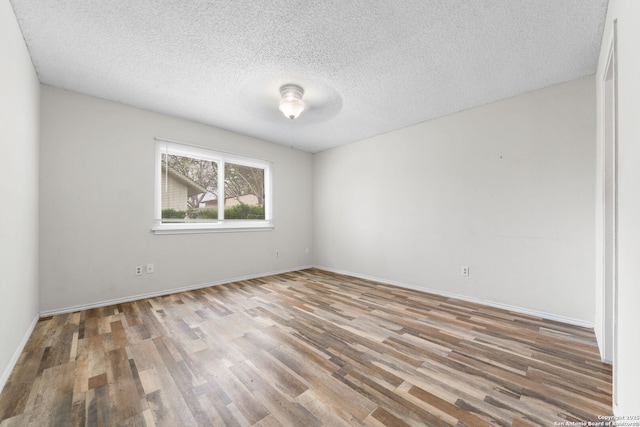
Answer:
top-left (278, 84), bottom-right (305, 120)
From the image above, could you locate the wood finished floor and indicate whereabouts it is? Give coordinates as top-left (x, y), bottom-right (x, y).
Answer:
top-left (0, 269), bottom-right (611, 426)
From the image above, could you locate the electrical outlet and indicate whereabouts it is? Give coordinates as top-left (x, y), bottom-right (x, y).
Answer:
top-left (146, 263), bottom-right (154, 274)
top-left (461, 266), bottom-right (470, 276)
top-left (135, 266), bottom-right (143, 276)
top-left (275, 250), bottom-right (280, 258)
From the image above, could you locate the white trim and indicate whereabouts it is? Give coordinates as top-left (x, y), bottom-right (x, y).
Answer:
top-left (34, 263), bottom-right (593, 345)
top-left (39, 266), bottom-right (313, 318)
top-left (315, 266), bottom-right (595, 329)
top-left (154, 136), bottom-right (273, 164)
top-left (152, 221), bottom-right (274, 234)
top-left (0, 313), bottom-right (39, 395)
top-left (597, 36), bottom-right (617, 366)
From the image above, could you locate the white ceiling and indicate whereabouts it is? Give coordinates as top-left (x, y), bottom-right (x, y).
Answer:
top-left (10, 0), bottom-right (608, 153)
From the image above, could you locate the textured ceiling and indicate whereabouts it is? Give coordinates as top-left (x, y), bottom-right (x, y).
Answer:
top-left (10, 0), bottom-right (608, 153)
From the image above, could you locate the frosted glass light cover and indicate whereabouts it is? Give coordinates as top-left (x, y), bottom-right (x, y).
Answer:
top-left (278, 85), bottom-right (305, 120)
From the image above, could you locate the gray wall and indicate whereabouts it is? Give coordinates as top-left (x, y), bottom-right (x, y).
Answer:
top-left (39, 86), bottom-right (313, 313)
top-left (314, 76), bottom-right (595, 325)
top-left (0, 0), bottom-right (40, 389)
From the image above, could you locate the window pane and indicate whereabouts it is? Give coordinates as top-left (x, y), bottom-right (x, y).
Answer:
top-left (224, 163), bottom-right (265, 220)
top-left (161, 154), bottom-right (218, 222)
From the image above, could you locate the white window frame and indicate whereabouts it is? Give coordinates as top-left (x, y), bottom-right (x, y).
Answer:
top-left (153, 139), bottom-right (273, 234)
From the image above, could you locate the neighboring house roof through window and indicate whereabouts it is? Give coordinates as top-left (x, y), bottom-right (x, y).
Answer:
top-left (161, 164), bottom-right (208, 196)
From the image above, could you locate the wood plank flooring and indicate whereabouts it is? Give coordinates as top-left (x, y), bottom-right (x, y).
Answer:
top-left (0, 269), bottom-right (612, 426)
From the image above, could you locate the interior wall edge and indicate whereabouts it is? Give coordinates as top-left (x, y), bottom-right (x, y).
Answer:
top-left (0, 0), bottom-right (41, 399)
top-left (0, 313), bottom-right (39, 395)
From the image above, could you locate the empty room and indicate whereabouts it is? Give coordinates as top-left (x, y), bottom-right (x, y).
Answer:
top-left (1, 0), bottom-right (639, 425)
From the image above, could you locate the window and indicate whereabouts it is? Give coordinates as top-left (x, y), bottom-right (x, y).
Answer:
top-left (153, 140), bottom-right (273, 234)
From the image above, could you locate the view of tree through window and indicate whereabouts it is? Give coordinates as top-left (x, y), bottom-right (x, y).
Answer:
top-left (224, 163), bottom-right (265, 219)
top-left (160, 152), bottom-right (266, 223)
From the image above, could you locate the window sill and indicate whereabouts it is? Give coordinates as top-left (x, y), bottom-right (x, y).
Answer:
top-left (152, 221), bottom-right (274, 235)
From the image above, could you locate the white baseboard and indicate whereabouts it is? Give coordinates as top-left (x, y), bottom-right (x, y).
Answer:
top-left (39, 265), bottom-right (314, 318)
top-left (314, 265), bottom-right (594, 329)
top-left (0, 312), bottom-right (39, 395)
top-left (38, 262), bottom-right (592, 329)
